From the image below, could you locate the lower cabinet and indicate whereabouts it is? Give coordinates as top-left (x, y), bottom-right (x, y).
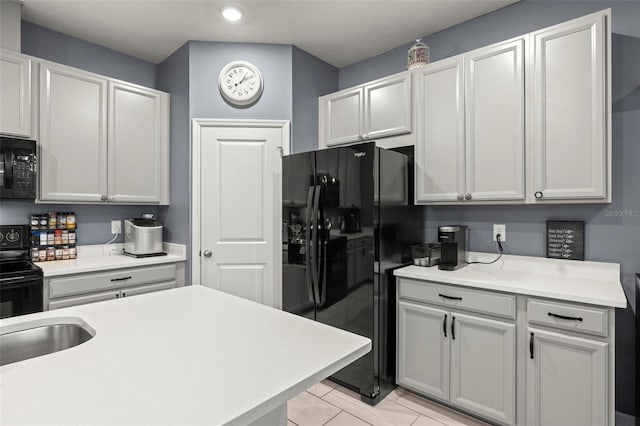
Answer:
top-left (398, 300), bottom-right (516, 425)
top-left (526, 327), bottom-right (608, 426)
top-left (47, 263), bottom-right (182, 310)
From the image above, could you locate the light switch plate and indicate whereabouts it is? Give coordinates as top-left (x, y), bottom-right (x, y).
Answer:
top-left (493, 224), bottom-right (506, 241)
top-left (111, 220), bottom-right (122, 234)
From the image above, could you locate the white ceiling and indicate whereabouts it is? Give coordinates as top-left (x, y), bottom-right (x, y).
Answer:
top-left (20, 0), bottom-right (519, 68)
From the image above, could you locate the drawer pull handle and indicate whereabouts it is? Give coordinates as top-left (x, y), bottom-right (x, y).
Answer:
top-left (530, 332), bottom-right (534, 359)
top-left (548, 312), bottom-right (583, 322)
top-left (451, 316), bottom-right (456, 340)
top-left (111, 276), bottom-right (132, 282)
top-left (443, 314), bottom-right (447, 338)
top-left (439, 293), bottom-right (462, 301)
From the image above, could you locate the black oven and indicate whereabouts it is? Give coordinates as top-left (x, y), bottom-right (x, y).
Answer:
top-left (0, 225), bottom-right (43, 318)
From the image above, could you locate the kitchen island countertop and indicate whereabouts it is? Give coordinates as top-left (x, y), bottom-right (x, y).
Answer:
top-left (0, 286), bottom-right (370, 425)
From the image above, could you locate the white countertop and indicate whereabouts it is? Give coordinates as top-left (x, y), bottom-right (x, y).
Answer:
top-left (0, 286), bottom-right (371, 425)
top-left (394, 252), bottom-right (627, 308)
top-left (36, 242), bottom-right (186, 277)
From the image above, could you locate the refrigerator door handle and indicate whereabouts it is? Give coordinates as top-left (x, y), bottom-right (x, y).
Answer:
top-left (305, 186), bottom-right (315, 303)
top-left (311, 184), bottom-right (321, 304)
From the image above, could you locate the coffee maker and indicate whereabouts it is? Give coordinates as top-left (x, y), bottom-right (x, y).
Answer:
top-left (437, 225), bottom-right (467, 271)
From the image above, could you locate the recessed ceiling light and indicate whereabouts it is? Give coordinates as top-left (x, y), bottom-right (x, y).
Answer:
top-left (221, 6), bottom-right (243, 22)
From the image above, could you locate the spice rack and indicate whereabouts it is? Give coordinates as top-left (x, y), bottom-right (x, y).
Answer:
top-left (30, 212), bottom-right (77, 262)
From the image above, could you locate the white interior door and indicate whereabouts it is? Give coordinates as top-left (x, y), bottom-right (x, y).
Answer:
top-left (194, 120), bottom-right (286, 308)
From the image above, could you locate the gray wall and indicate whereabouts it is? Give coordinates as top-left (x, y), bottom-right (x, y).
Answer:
top-left (156, 43), bottom-right (190, 251)
top-left (335, 0), bottom-right (639, 416)
top-left (292, 46), bottom-right (338, 153)
top-left (0, 22), bottom-right (160, 245)
top-left (21, 21), bottom-right (156, 88)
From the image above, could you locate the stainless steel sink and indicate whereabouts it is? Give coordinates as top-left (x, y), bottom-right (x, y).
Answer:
top-left (1, 322), bottom-right (94, 366)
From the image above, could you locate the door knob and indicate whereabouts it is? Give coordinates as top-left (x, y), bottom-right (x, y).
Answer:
top-left (464, 193), bottom-right (472, 201)
top-left (203, 249), bottom-right (213, 258)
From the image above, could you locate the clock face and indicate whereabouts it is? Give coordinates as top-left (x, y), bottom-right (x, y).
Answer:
top-left (218, 61), bottom-right (264, 106)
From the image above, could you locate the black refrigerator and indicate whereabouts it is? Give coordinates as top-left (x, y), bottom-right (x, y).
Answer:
top-left (282, 142), bottom-right (425, 404)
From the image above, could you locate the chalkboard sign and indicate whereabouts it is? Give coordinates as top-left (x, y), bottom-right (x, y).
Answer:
top-left (546, 221), bottom-right (585, 260)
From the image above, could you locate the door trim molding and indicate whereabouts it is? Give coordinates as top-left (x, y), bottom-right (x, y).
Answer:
top-left (191, 118), bottom-right (290, 292)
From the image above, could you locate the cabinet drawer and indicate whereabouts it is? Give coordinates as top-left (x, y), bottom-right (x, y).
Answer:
top-left (49, 264), bottom-right (177, 298)
top-left (398, 278), bottom-right (516, 319)
top-left (527, 299), bottom-right (608, 337)
top-left (49, 290), bottom-right (119, 310)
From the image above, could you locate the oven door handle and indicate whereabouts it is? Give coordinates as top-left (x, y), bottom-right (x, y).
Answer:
top-left (0, 276), bottom-right (26, 282)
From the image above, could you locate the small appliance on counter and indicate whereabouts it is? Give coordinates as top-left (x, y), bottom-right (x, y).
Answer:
top-left (0, 225), bottom-right (43, 318)
top-left (340, 208), bottom-right (361, 234)
top-left (123, 214), bottom-right (166, 258)
top-left (438, 225), bottom-right (467, 271)
top-left (411, 243), bottom-right (441, 267)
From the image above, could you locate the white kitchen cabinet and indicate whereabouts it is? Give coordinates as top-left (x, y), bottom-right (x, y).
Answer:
top-left (108, 80), bottom-right (167, 203)
top-left (415, 38), bottom-right (525, 204)
top-left (363, 72), bottom-right (412, 139)
top-left (397, 278), bottom-right (517, 425)
top-left (39, 62), bottom-right (108, 202)
top-left (319, 71), bottom-right (412, 149)
top-left (464, 38), bottom-right (525, 202)
top-left (38, 60), bottom-right (170, 204)
top-left (450, 312), bottom-right (516, 425)
top-left (46, 263), bottom-right (181, 309)
top-left (414, 56), bottom-right (464, 203)
top-left (526, 327), bottom-right (608, 426)
top-left (531, 11), bottom-right (610, 202)
top-left (321, 87), bottom-right (364, 147)
top-left (397, 300), bottom-right (450, 400)
top-left (0, 49), bottom-right (32, 137)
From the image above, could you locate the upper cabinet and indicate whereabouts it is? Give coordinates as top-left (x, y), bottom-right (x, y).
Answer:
top-left (413, 9), bottom-right (610, 205)
top-left (530, 12), bottom-right (610, 202)
top-left (0, 49), bottom-right (33, 138)
top-left (415, 38), bottom-right (525, 204)
top-left (319, 71), bottom-right (413, 149)
top-left (38, 61), bottom-right (170, 204)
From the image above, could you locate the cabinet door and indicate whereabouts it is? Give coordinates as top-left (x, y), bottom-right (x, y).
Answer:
top-left (323, 87), bottom-right (364, 146)
top-left (48, 289), bottom-right (119, 310)
top-left (532, 13), bottom-right (608, 201)
top-left (121, 281), bottom-right (176, 298)
top-left (0, 49), bottom-right (32, 137)
top-left (39, 63), bottom-right (108, 202)
top-left (450, 312), bottom-right (516, 425)
top-left (465, 39), bottom-right (525, 201)
top-left (415, 57), bottom-right (465, 203)
top-left (527, 327), bottom-right (608, 426)
top-left (397, 301), bottom-right (450, 400)
top-left (108, 81), bottom-right (162, 203)
top-left (364, 72), bottom-right (412, 139)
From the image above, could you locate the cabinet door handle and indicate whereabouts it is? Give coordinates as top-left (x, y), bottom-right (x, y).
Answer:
top-left (101, 195), bottom-right (108, 201)
top-left (464, 193), bottom-right (472, 201)
top-left (122, 292), bottom-right (126, 297)
top-left (110, 276), bottom-right (132, 282)
top-left (451, 316), bottom-right (456, 340)
top-left (530, 332), bottom-right (534, 359)
top-left (535, 191), bottom-right (543, 199)
top-left (438, 293), bottom-right (462, 301)
top-left (457, 195), bottom-right (464, 201)
top-left (548, 312), bottom-right (583, 322)
top-left (115, 293), bottom-right (120, 298)
top-left (443, 314), bottom-right (447, 338)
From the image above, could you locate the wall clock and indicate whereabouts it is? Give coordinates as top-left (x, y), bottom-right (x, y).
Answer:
top-left (218, 60), bottom-right (264, 106)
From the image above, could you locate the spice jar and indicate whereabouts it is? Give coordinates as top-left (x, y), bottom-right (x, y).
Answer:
top-left (66, 212), bottom-right (76, 230)
top-left (62, 246), bottom-right (70, 260)
top-left (39, 231), bottom-right (47, 246)
top-left (69, 246), bottom-right (77, 259)
top-left (39, 215), bottom-right (48, 229)
top-left (39, 249), bottom-right (47, 262)
top-left (54, 230), bottom-right (62, 245)
top-left (61, 230), bottom-right (69, 245)
top-left (47, 231), bottom-right (54, 245)
top-left (48, 212), bottom-right (57, 229)
top-left (30, 215), bottom-right (39, 228)
top-left (55, 247), bottom-right (63, 260)
top-left (46, 247), bottom-right (55, 261)
top-left (57, 212), bottom-right (67, 229)
top-left (31, 247), bottom-right (40, 260)
top-left (69, 231), bottom-right (76, 244)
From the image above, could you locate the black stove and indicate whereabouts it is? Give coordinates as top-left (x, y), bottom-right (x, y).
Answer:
top-left (0, 225), bottom-right (43, 318)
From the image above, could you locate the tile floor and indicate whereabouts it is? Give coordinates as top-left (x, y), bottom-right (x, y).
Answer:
top-left (287, 380), bottom-right (490, 426)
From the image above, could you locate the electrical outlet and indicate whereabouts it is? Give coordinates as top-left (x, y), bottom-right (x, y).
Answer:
top-left (493, 224), bottom-right (506, 242)
top-left (111, 220), bottom-right (122, 234)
